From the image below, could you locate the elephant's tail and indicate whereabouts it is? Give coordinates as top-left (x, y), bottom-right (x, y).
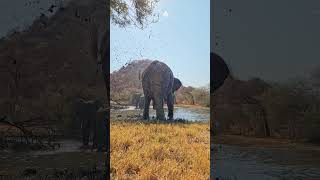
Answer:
top-left (138, 70), bottom-right (141, 80)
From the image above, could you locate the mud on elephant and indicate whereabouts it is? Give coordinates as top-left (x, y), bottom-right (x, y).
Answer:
top-left (141, 61), bottom-right (182, 120)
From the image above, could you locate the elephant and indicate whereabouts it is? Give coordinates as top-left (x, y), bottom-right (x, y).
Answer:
top-left (138, 95), bottom-right (156, 110)
top-left (130, 93), bottom-right (142, 108)
top-left (138, 95), bottom-right (145, 109)
top-left (141, 61), bottom-right (182, 120)
top-left (74, 98), bottom-right (105, 150)
top-left (95, 107), bottom-right (108, 151)
top-left (211, 52), bottom-right (230, 92)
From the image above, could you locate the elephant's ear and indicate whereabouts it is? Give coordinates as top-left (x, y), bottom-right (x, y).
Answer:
top-left (173, 78), bottom-right (182, 92)
top-left (211, 53), bottom-right (230, 92)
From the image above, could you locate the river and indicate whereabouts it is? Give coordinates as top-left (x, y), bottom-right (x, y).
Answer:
top-left (213, 144), bottom-right (320, 180)
top-left (116, 105), bottom-right (210, 122)
top-left (0, 140), bottom-right (105, 176)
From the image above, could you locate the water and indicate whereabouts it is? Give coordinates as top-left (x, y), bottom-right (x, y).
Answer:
top-left (170, 106), bottom-right (209, 121)
top-left (213, 144), bottom-right (320, 180)
top-left (0, 140), bottom-right (105, 176)
top-left (117, 105), bottom-right (210, 122)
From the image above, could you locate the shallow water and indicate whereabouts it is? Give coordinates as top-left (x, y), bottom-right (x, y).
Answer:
top-left (171, 106), bottom-right (210, 121)
top-left (117, 105), bottom-right (210, 122)
top-left (0, 140), bottom-right (105, 176)
top-left (213, 144), bottom-right (320, 180)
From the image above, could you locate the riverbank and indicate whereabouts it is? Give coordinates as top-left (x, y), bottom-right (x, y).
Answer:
top-left (111, 104), bottom-right (210, 122)
top-left (175, 104), bottom-right (209, 109)
top-left (111, 103), bottom-right (209, 110)
top-left (214, 134), bottom-right (320, 153)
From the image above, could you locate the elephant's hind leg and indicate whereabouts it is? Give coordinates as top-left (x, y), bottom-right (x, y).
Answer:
top-left (155, 96), bottom-right (165, 120)
top-left (167, 93), bottom-right (174, 120)
top-left (81, 119), bottom-right (90, 147)
top-left (143, 96), bottom-right (151, 120)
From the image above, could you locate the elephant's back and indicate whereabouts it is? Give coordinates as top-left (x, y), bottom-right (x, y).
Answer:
top-left (141, 61), bottom-right (174, 95)
top-left (142, 61), bottom-right (173, 79)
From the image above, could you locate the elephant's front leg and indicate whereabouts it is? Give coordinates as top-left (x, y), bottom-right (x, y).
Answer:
top-left (81, 119), bottom-right (90, 147)
top-left (152, 100), bottom-right (156, 109)
top-left (92, 117), bottom-right (98, 150)
top-left (143, 96), bottom-right (151, 120)
top-left (167, 93), bottom-right (174, 120)
top-left (95, 110), bottom-right (107, 152)
top-left (154, 96), bottom-right (165, 120)
top-left (135, 97), bottom-right (139, 109)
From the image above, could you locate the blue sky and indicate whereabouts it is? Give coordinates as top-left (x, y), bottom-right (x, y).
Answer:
top-left (111, 0), bottom-right (210, 88)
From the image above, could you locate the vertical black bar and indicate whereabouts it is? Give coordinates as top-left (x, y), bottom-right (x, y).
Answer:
top-left (210, 0), bottom-right (215, 179)
top-left (104, 0), bottom-right (110, 179)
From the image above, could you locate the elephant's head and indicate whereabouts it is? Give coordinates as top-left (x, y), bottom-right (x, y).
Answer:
top-left (173, 78), bottom-right (182, 92)
top-left (211, 53), bottom-right (230, 92)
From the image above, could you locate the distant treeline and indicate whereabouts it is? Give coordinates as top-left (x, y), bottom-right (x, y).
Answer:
top-left (212, 69), bottom-right (320, 143)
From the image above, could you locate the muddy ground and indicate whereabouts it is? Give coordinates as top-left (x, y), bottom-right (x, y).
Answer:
top-left (213, 135), bottom-right (320, 180)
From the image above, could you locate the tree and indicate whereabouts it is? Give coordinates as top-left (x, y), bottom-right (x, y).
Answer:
top-left (110, 0), bottom-right (159, 29)
top-left (86, 0), bottom-right (159, 95)
top-left (101, 1), bottom-right (160, 176)
top-left (98, 0), bottom-right (159, 87)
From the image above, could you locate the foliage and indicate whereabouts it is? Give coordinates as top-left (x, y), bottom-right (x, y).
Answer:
top-left (213, 75), bottom-right (320, 142)
top-left (111, 0), bottom-right (160, 29)
top-left (304, 104), bottom-right (320, 142)
top-left (191, 85), bottom-right (210, 107)
top-left (261, 82), bottom-right (305, 139)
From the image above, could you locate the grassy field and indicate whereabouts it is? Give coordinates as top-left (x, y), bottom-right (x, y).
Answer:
top-left (110, 115), bottom-right (210, 180)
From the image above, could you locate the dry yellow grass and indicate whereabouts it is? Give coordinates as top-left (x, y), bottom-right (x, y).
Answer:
top-left (110, 121), bottom-right (210, 180)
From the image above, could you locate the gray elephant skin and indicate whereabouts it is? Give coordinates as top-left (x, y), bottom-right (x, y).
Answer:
top-left (74, 99), bottom-right (106, 151)
top-left (130, 93), bottom-right (142, 109)
top-left (138, 95), bottom-right (156, 110)
top-left (141, 61), bottom-right (182, 120)
top-left (139, 95), bottom-right (145, 109)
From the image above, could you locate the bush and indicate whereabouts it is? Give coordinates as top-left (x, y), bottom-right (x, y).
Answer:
top-left (191, 86), bottom-right (210, 107)
top-left (304, 105), bottom-right (320, 143)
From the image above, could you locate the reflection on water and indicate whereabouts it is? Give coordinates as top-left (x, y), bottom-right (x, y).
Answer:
top-left (213, 144), bottom-right (320, 180)
top-left (32, 140), bottom-right (83, 155)
top-left (171, 106), bottom-right (209, 122)
top-left (0, 140), bottom-right (105, 176)
top-left (118, 106), bottom-right (210, 122)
